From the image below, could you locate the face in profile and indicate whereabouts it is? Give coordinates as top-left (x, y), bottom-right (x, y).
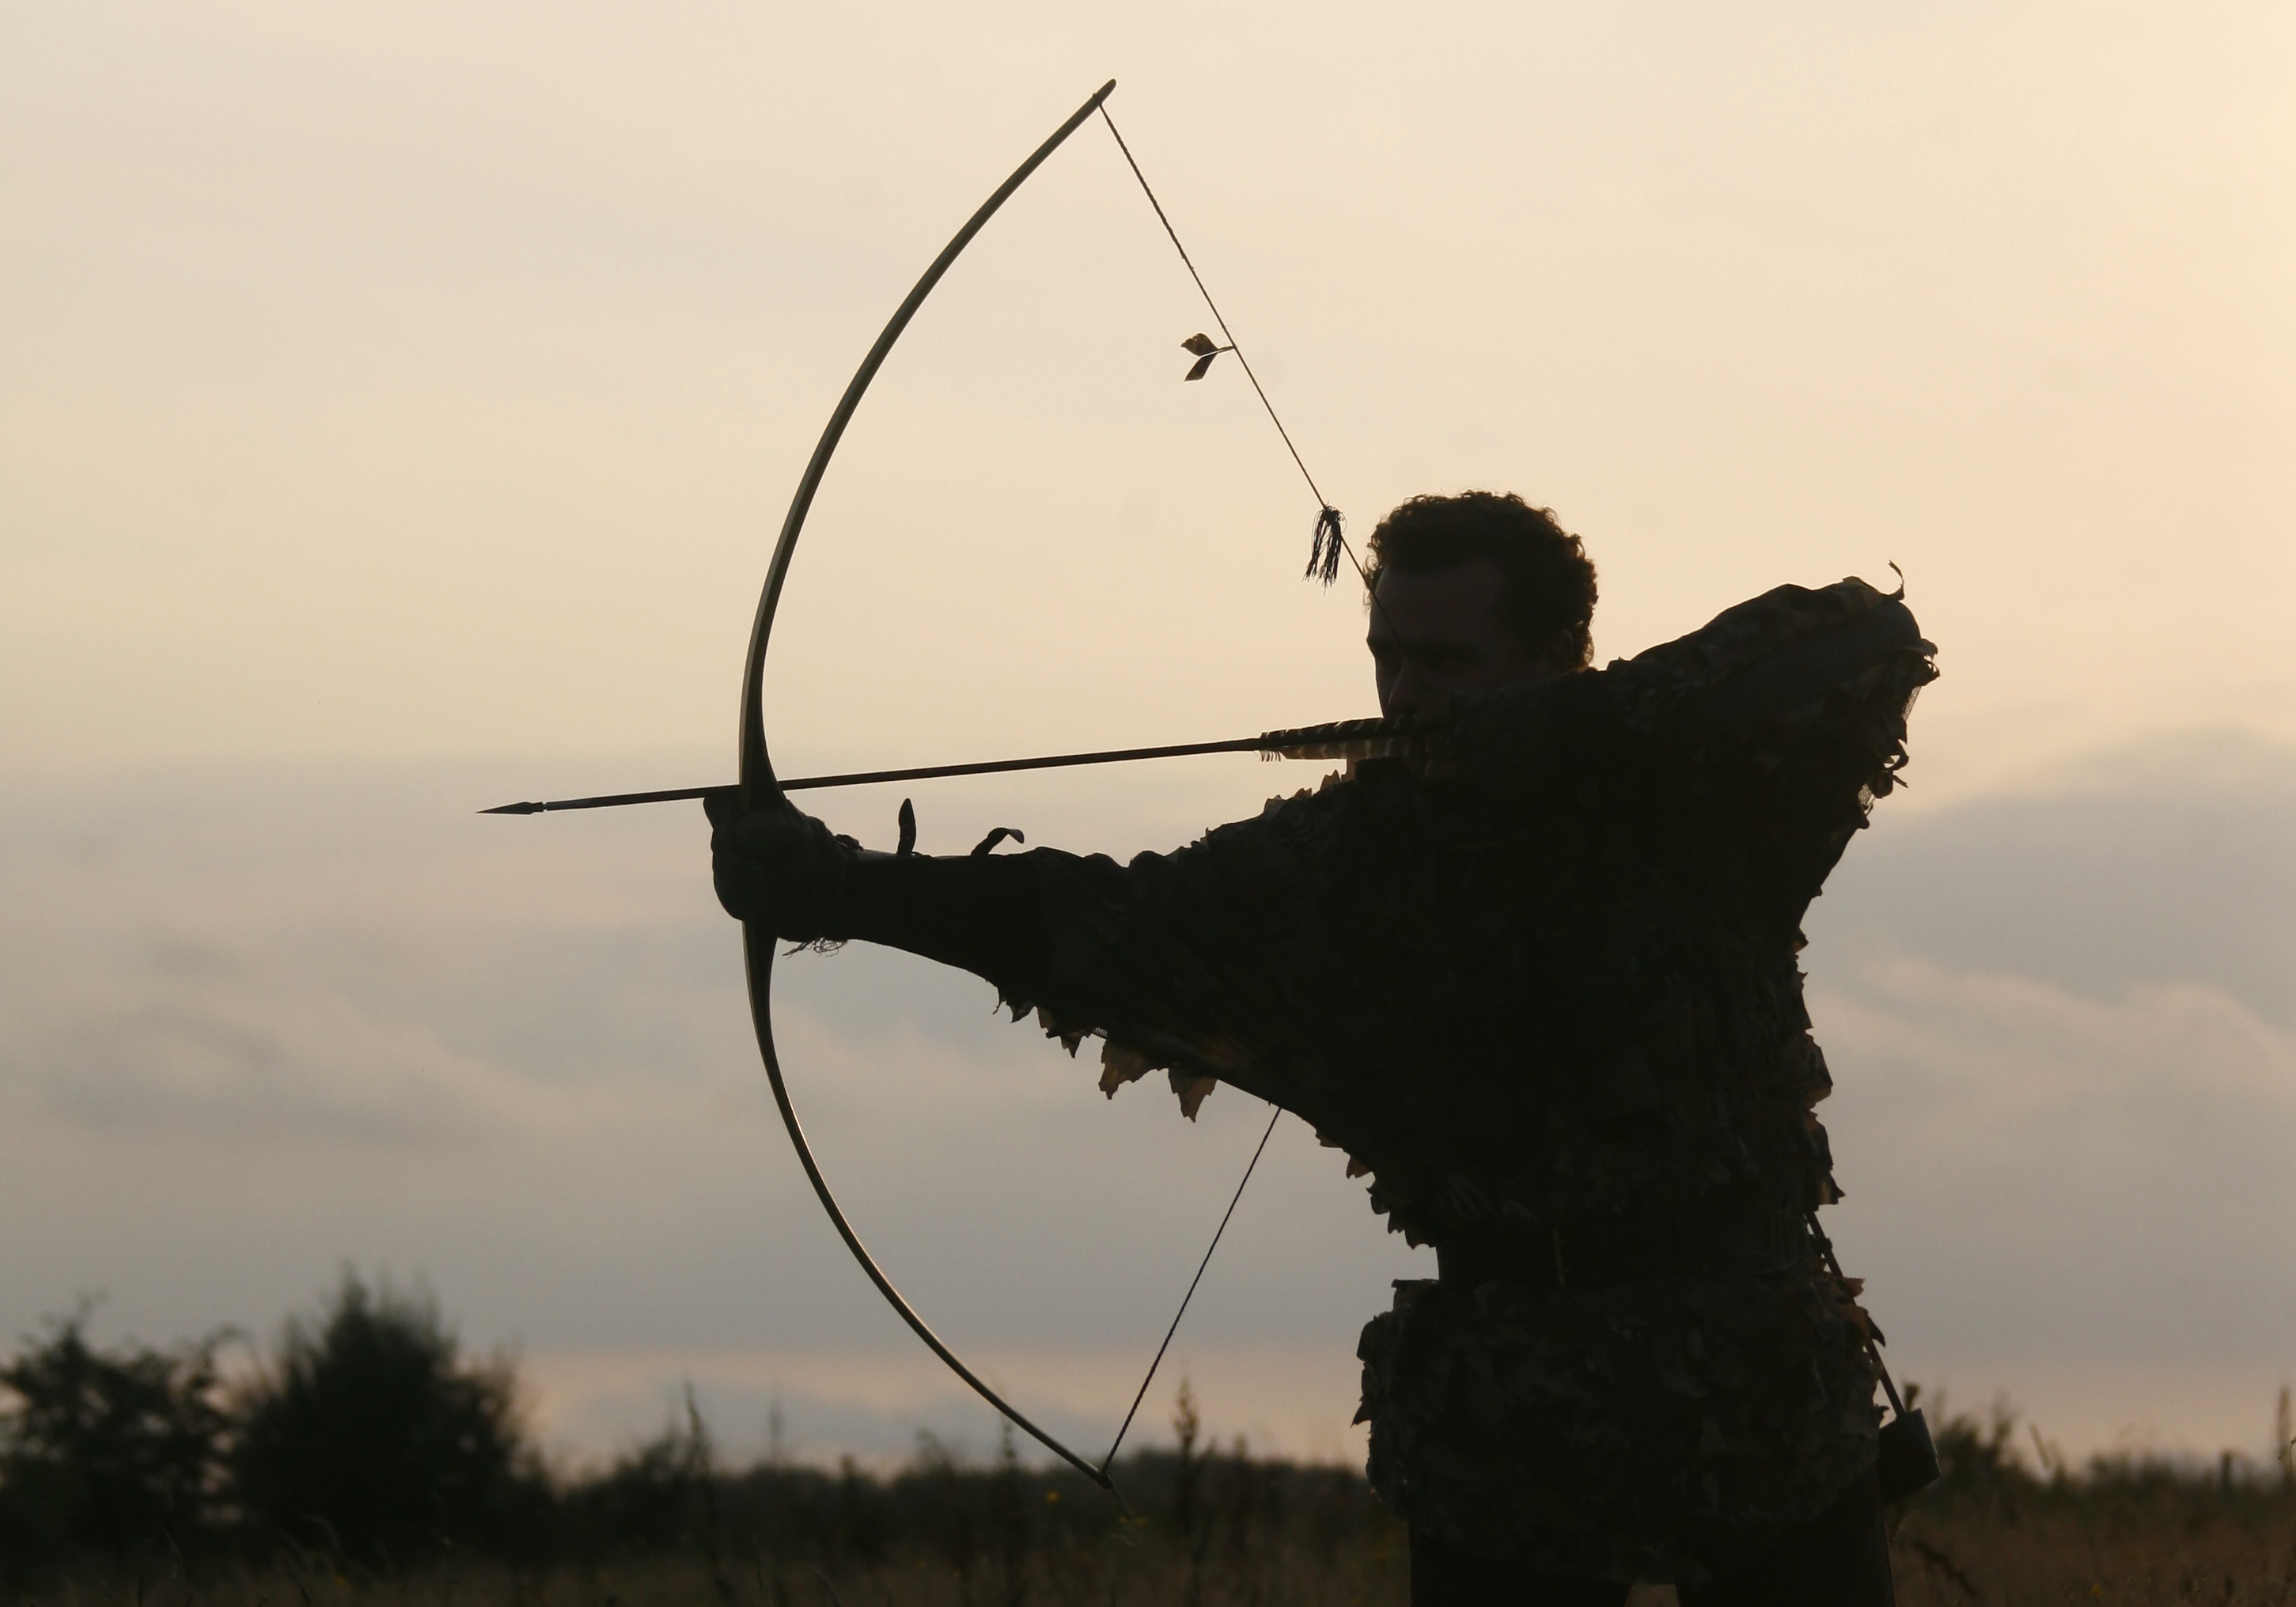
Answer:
top-left (1368, 558), bottom-right (1563, 718)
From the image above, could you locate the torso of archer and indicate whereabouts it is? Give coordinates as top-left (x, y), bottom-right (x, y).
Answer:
top-left (777, 520), bottom-right (1934, 1585)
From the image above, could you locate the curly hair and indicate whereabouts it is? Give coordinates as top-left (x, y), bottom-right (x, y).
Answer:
top-left (1362, 491), bottom-right (1598, 669)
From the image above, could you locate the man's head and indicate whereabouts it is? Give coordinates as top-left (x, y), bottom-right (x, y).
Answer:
top-left (1362, 491), bottom-right (1597, 718)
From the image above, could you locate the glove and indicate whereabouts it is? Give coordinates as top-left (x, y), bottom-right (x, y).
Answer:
top-left (704, 790), bottom-right (858, 938)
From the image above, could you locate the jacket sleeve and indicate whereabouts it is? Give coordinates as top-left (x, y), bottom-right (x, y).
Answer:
top-left (1639, 578), bottom-right (1938, 905)
top-left (826, 774), bottom-right (1372, 1118)
top-left (1450, 578), bottom-right (1933, 902)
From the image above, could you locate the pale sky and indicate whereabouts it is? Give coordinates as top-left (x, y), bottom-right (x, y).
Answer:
top-left (2, 2), bottom-right (2292, 1472)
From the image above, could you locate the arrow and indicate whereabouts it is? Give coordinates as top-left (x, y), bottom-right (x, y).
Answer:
top-left (479, 714), bottom-right (1416, 815)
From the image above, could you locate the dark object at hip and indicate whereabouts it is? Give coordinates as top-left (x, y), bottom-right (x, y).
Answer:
top-left (1435, 1207), bottom-right (1815, 1291)
top-left (1876, 1407), bottom-right (1939, 1506)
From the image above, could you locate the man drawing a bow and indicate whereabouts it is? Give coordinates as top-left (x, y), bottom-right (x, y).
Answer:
top-left (710, 490), bottom-right (1934, 1604)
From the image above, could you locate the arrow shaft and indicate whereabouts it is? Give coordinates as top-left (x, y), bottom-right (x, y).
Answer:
top-left (486, 733), bottom-right (1280, 815)
top-left (481, 717), bottom-right (1411, 815)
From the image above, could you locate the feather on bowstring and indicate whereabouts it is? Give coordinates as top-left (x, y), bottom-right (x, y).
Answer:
top-left (1180, 332), bottom-right (1230, 381)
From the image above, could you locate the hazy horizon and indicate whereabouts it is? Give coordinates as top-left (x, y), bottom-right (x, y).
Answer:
top-left (6, 725), bottom-right (2292, 1472)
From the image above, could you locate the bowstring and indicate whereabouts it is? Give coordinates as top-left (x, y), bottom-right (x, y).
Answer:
top-left (1100, 1104), bottom-right (1283, 1474)
top-left (1097, 106), bottom-right (1400, 632)
top-left (1098, 110), bottom-right (1334, 521)
top-left (1090, 110), bottom-right (1397, 1471)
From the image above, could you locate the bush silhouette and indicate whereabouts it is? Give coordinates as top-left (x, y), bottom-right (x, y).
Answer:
top-left (0, 1305), bottom-right (233, 1571)
top-left (233, 1272), bottom-right (540, 1563)
top-left (566, 1389), bottom-right (715, 1554)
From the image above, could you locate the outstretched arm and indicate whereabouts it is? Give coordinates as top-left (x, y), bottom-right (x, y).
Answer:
top-left (708, 783), bottom-right (1365, 1117)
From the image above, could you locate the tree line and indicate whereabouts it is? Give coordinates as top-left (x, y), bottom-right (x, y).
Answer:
top-left (0, 1274), bottom-right (1387, 1588)
top-left (7, 1275), bottom-right (2286, 1595)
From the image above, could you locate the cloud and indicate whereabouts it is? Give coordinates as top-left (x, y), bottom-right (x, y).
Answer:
top-left (1813, 953), bottom-right (2296, 1356)
top-left (1813, 726), bottom-right (2296, 1026)
top-left (1803, 731), bottom-right (2296, 1370)
top-left (4, 930), bottom-right (533, 1146)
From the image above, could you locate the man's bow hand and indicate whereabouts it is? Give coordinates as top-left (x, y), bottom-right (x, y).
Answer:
top-left (705, 792), bottom-right (858, 939)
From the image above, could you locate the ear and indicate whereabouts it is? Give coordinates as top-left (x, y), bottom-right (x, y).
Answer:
top-left (1529, 631), bottom-right (1584, 676)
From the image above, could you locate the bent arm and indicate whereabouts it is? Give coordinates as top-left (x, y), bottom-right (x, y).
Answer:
top-left (1669, 584), bottom-right (1938, 901)
top-left (1432, 574), bottom-right (1934, 954)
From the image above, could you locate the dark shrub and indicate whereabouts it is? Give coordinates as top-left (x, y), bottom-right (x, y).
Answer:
top-left (233, 1272), bottom-right (540, 1563)
top-left (0, 1305), bottom-right (234, 1572)
top-left (566, 1389), bottom-right (714, 1555)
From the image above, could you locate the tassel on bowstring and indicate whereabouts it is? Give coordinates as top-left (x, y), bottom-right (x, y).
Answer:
top-left (1304, 505), bottom-right (1347, 587)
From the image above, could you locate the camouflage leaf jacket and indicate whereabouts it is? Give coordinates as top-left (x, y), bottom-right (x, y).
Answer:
top-left (828, 577), bottom-right (1938, 1583)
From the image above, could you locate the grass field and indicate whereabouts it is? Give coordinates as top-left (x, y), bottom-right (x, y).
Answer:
top-left (16, 1491), bottom-right (2293, 1606)
top-left (1884, 1478), bottom-right (2296, 1605)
